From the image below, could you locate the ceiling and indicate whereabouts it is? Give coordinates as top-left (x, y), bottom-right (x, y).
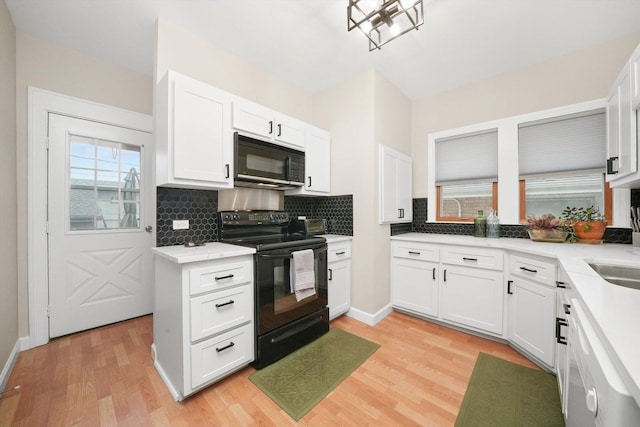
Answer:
top-left (6, 0), bottom-right (640, 100)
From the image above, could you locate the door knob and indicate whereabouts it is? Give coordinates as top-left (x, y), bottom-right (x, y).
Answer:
top-left (145, 226), bottom-right (153, 233)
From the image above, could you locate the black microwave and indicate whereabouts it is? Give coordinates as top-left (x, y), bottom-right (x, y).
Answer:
top-left (234, 132), bottom-right (305, 189)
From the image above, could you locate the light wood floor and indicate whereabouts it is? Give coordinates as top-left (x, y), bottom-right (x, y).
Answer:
top-left (0, 311), bottom-right (539, 426)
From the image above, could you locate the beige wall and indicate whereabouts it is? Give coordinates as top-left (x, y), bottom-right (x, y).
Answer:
top-left (15, 32), bottom-right (153, 337)
top-left (412, 31), bottom-right (640, 197)
top-left (155, 18), bottom-right (312, 122)
top-left (312, 70), bottom-right (411, 315)
top-left (372, 73), bottom-right (412, 311)
top-left (0, 0), bottom-right (18, 374)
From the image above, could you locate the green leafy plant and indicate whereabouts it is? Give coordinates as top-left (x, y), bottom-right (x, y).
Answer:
top-left (561, 205), bottom-right (603, 230)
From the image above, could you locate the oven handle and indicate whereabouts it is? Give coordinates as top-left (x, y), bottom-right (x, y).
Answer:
top-left (258, 245), bottom-right (327, 260)
top-left (259, 254), bottom-right (293, 260)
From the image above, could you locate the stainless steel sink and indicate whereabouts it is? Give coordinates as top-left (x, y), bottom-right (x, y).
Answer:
top-left (588, 263), bottom-right (640, 290)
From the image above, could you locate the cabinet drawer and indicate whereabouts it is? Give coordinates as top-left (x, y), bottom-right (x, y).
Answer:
top-left (441, 246), bottom-right (503, 270)
top-left (328, 242), bottom-right (352, 262)
top-left (190, 285), bottom-right (253, 342)
top-left (189, 259), bottom-right (252, 296)
top-left (190, 323), bottom-right (254, 390)
top-left (510, 254), bottom-right (556, 286)
top-left (392, 241), bottom-right (439, 262)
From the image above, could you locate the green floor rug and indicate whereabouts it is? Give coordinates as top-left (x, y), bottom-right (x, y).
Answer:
top-left (455, 353), bottom-right (564, 427)
top-left (249, 328), bottom-right (380, 421)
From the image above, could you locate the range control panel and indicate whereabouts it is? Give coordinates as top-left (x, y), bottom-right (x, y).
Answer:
top-left (219, 210), bottom-right (290, 226)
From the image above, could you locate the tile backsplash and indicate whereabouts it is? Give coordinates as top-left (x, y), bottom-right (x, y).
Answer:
top-left (390, 195), bottom-right (636, 244)
top-left (156, 189), bottom-right (354, 247)
top-left (156, 187), bottom-right (218, 247)
top-left (284, 195), bottom-right (353, 236)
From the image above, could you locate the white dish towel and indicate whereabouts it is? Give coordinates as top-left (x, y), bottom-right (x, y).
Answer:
top-left (290, 249), bottom-right (316, 302)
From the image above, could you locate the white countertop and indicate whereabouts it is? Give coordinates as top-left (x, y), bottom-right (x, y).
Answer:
top-left (391, 233), bottom-right (640, 405)
top-left (152, 242), bottom-right (255, 264)
top-left (321, 234), bottom-right (353, 244)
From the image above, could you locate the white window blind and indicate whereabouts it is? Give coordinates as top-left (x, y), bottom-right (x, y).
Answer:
top-left (518, 110), bottom-right (605, 176)
top-left (435, 129), bottom-right (498, 183)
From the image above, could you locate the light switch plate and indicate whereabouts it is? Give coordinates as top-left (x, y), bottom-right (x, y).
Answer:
top-left (172, 219), bottom-right (189, 230)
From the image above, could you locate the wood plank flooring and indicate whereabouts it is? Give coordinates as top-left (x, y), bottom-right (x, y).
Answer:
top-left (0, 312), bottom-right (540, 426)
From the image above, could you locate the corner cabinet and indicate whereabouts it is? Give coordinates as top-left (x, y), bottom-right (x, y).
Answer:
top-left (440, 246), bottom-right (504, 335)
top-left (379, 144), bottom-right (412, 224)
top-left (286, 126), bottom-right (331, 195)
top-left (232, 98), bottom-right (306, 150)
top-left (507, 253), bottom-right (557, 368)
top-left (327, 238), bottom-right (352, 320)
top-left (156, 70), bottom-right (234, 189)
top-left (152, 246), bottom-right (255, 401)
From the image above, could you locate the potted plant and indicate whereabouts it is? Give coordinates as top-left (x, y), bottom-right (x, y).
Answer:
top-left (561, 205), bottom-right (607, 242)
top-left (524, 214), bottom-right (569, 242)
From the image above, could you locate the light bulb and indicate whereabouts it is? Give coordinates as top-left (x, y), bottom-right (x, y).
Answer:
top-left (389, 22), bottom-right (400, 36)
top-left (399, 0), bottom-right (415, 9)
top-left (360, 21), bottom-right (372, 33)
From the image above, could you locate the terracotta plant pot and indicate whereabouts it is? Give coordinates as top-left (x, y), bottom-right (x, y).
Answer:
top-left (572, 220), bottom-right (607, 241)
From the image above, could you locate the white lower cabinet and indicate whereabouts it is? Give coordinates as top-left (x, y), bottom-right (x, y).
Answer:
top-left (391, 241), bottom-right (439, 317)
top-left (153, 252), bottom-right (254, 401)
top-left (390, 238), bottom-right (560, 370)
top-left (440, 264), bottom-right (504, 335)
top-left (327, 239), bottom-right (352, 320)
top-left (507, 253), bottom-right (557, 368)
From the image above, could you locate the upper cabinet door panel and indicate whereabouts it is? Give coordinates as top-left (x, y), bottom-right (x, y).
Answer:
top-left (631, 44), bottom-right (640, 109)
top-left (273, 113), bottom-right (305, 150)
top-left (379, 144), bottom-right (412, 224)
top-left (232, 99), bottom-right (273, 140)
top-left (173, 78), bottom-right (233, 185)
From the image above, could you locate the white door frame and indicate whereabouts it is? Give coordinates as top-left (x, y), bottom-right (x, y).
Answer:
top-left (28, 87), bottom-right (153, 348)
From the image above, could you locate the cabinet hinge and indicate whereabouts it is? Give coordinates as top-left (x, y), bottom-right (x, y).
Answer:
top-left (46, 305), bottom-right (50, 318)
top-left (45, 221), bottom-right (49, 234)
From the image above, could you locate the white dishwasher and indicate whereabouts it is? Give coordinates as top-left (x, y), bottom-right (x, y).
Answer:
top-left (565, 298), bottom-right (640, 426)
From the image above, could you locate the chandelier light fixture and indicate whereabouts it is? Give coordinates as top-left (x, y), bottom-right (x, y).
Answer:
top-left (348, 0), bottom-right (424, 51)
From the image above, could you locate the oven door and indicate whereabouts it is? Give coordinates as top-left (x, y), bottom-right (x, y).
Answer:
top-left (255, 242), bottom-right (328, 335)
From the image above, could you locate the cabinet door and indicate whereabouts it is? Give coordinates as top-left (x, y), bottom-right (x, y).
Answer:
top-left (274, 113), bottom-right (306, 150)
top-left (391, 258), bottom-right (438, 317)
top-left (232, 98), bottom-right (273, 139)
top-left (173, 76), bottom-right (233, 187)
top-left (304, 127), bottom-right (331, 193)
top-left (508, 277), bottom-right (556, 367)
top-left (606, 65), bottom-right (637, 180)
top-left (379, 144), bottom-right (412, 223)
top-left (633, 47), bottom-right (640, 109)
top-left (328, 259), bottom-right (351, 320)
top-left (440, 265), bottom-right (503, 335)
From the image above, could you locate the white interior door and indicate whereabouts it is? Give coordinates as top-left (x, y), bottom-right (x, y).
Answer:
top-left (48, 113), bottom-right (153, 337)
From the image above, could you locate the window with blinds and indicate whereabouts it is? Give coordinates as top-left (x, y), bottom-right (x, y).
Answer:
top-left (435, 129), bottom-right (498, 221)
top-left (518, 109), bottom-right (609, 219)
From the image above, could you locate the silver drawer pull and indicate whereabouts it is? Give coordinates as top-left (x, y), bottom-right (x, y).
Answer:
top-left (520, 266), bottom-right (538, 273)
top-left (408, 251), bottom-right (421, 255)
top-left (216, 342), bottom-right (235, 353)
top-left (215, 300), bottom-right (235, 308)
top-left (215, 274), bottom-right (234, 281)
top-left (336, 251), bottom-right (346, 255)
top-left (462, 257), bottom-right (478, 262)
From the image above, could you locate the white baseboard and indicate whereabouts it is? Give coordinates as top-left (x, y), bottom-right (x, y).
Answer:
top-left (1, 340), bottom-right (21, 392)
top-left (19, 336), bottom-right (31, 351)
top-left (346, 304), bottom-right (393, 326)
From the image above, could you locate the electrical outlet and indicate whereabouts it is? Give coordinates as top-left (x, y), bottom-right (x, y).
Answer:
top-left (172, 219), bottom-right (189, 230)
top-left (297, 216), bottom-right (306, 220)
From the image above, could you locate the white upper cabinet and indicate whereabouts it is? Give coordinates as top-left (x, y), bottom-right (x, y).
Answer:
top-left (286, 125), bottom-right (331, 195)
top-left (156, 70), bottom-right (233, 189)
top-left (379, 144), bottom-right (412, 224)
top-left (606, 40), bottom-right (639, 187)
top-left (631, 43), bottom-right (640, 109)
top-left (232, 98), bottom-right (305, 150)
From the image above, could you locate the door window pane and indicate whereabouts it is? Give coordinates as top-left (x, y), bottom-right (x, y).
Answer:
top-left (69, 135), bottom-right (141, 231)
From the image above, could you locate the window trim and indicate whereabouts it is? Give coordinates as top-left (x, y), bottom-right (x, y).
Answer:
top-left (427, 98), bottom-right (617, 225)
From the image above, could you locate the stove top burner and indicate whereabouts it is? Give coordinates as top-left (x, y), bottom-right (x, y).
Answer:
top-left (218, 210), bottom-right (326, 251)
